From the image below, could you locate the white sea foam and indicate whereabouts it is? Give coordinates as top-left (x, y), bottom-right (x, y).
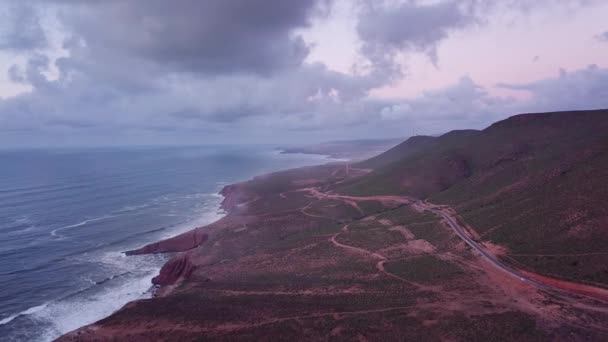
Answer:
top-left (0, 303), bottom-right (48, 325)
top-left (1, 146), bottom-right (327, 341)
top-left (6, 224), bottom-right (36, 235)
top-left (112, 203), bottom-right (150, 213)
top-left (13, 216), bottom-right (32, 225)
top-left (159, 192), bottom-right (225, 239)
top-left (50, 214), bottom-right (117, 237)
top-left (5, 247), bottom-right (164, 341)
top-left (3, 150), bottom-right (324, 340)
top-left (6, 191), bottom-right (227, 342)
top-left (35, 270), bottom-right (156, 342)
top-left (0, 215), bottom-right (35, 235)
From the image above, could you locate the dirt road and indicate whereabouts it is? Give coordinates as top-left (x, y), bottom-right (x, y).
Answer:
top-left (301, 186), bottom-right (608, 303)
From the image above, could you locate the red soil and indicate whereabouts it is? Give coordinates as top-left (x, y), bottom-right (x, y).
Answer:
top-left (126, 228), bottom-right (208, 255)
top-left (57, 154), bottom-right (608, 341)
top-left (152, 253), bottom-right (195, 286)
top-left (519, 269), bottom-right (608, 302)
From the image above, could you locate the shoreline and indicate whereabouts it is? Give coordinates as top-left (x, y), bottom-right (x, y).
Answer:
top-left (276, 149), bottom-right (351, 161)
top-left (57, 157), bottom-right (608, 341)
top-left (0, 191), bottom-right (227, 341)
top-left (53, 161), bottom-right (393, 339)
top-left (123, 166), bottom-right (309, 285)
top-left (53, 154), bottom-right (337, 339)
top-left (43, 111), bottom-right (608, 341)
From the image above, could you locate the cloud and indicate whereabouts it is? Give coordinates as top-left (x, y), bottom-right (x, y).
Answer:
top-left (58, 0), bottom-right (331, 76)
top-left (497, 64), bottom-right (608, 112)
top-left (378, 76), bottom-right (516, 133)
top-left (357, 1), bottom-right (476, 67)
top-left (375, 63), bottom-right (608, 135)
top-left (354, 0), bottom-right (602, 70)
top-left (0, 3), bottom-right (47, 51)
top-left (0, 1), bottom-right (340, 134)
top-left (596, 31), bottom-right (608, 42)
top-left (0, 0), bottom-right (606, 146)
top-left (367, 61), bottom-right (608, 137)
top-left (8, 53), bottom-right (51, 88)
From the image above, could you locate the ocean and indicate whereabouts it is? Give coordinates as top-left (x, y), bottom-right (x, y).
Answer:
top-left (0, 145), bottom-right (333, 341)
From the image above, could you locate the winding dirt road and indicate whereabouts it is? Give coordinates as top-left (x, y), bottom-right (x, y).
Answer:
top-left (300, 186), bottom-right (608, 303)
top-left (328, 224), bottom-right (421, 287)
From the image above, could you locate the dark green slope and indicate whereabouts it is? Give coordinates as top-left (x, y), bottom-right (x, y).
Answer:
top-left (339, 109), bottom-right (608, 285)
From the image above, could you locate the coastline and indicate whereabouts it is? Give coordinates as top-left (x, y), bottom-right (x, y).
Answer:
top-left (54, 161), bottom-right (398, 341)
top-left (1, 191), bottom-right (229, 342)
top-left (277, 139), bottom-right (401, 161)
top-left (50, 152), bottom-right (339, 340)
top-left (55, 161), bottom-right (341, 340)
top-left (56, 156), bottom-right (608, 341)
top-left (53, 112), bottom-right (608, 340)
top-left (122, 163), bottom-right (326, 287)
top-left (277, 149), bottom-right (350, 161)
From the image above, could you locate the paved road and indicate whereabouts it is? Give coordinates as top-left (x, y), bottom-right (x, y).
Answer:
top-left (416, 199), bottom-right (608, 303)
top-left (304, 186), bottom-right (607, 300)
top-left (418, 202), bottom-right (551, 290)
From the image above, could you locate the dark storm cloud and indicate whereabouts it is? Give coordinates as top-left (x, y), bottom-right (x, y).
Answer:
top-left (0, 0), bottom-right (606, 147)
top-left (60, 0), bottom-right (331, 75)
top-left (7, 65), bottom-right (24, 83)
top-left (0, 4), bottom-right (47, 51)
top-left (0, 0), bottom-right (336, 139)
top-left (596, 31), bottom-right (608, 42)
top-left (357, 1), bottom-right (475, 66)
top-left (169, 106), bottom-right (266, 124)
top-left (8, 53), bottom-right (51, 88)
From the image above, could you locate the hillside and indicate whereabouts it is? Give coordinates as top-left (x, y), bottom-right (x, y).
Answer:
top-left (58, 110), bottom-right (608, 341)
top-left (339, 109), bottom-right (608, 285)
top-left (356, 135), bottom-right (439, 169)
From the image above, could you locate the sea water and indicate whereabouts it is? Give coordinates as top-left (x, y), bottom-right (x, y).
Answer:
top-left (0, 145), bottom-right (333, 341)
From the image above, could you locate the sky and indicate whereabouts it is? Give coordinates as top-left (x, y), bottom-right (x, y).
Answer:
top-left (0, 0), bottom-right (607, 147)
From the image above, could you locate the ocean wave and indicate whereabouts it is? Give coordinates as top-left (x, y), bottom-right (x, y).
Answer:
top-left (0, 215), bottom-right (37, 235)
top-left (50, 214), bottom-right (117, 238)
top-left (112, 203), bottom-right (150, 214)
top-left (13, 216), bottom-right (32, 224)
top-left (35, 271), bottom-right (155, 342)
top-left (31, 247), bottom-right (163, 341)
top-left (1, 252), bottom-right (161, 341)
top-left (159, 196), bottom-right (225, 239)
top-left (2, 190), bottom-right (226, 341)
top-left (0, 303), bottom-right (48, 326)
top-left (7, 225), bottom-right (36, 235)
top-left (0, 183), bottom-right (90, 202)
top-left (210, 192), bottom-right (224, 199)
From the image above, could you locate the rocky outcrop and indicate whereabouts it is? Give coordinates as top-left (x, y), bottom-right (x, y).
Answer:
top-left (152, 253), bottom-right (195, 286)
top-left (125, 228), bottom-right (208, 255)
top-left (219, 183), bottom-right (249, 212)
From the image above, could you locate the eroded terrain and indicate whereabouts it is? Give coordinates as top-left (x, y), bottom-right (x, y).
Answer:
top-left (59, 163), bottom-right (608, 341)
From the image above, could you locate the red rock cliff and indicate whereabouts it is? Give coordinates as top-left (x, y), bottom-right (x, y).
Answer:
top-left (152, 253), bottom-right (195, 286)
top-left (125, 228), bottom-right (208, 255)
